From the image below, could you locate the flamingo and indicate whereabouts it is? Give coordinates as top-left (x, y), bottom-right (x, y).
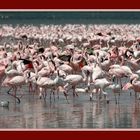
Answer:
top-left (63, 74), bottom-right (84, 97)
top-left (92, 63), bottom-right (106, 82)
top-left (25, 71), bottom-right (37, 92)
top-left (35, 70), bottom-right (68, 103)
top-left (89, 78), bottom-right (112, 103)
top-left (0, 65), bottom-right (6, 89)
top-left (58, 64), bottom-right (73, 74)
top-left (5, 73), bottom-right (28, 103)
top-left (81, 65), bottom-right (93, 84)
top-left (123, 74), bottom-right (140, 99)
top-left (70, 57), bottom-right (87, 73)
top-left (100, 55), bottom-right (112, 72)
top-left (108, 64), bottom-right (133, 88)
top-left (125, 57), bottom-right (140, 71)
top-left (91, 51), bottom-right (109, 83)
top-left (2, 24), bottom-right (140, 106)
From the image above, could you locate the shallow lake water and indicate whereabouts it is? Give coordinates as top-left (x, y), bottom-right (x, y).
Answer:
top-left (0, 84), bottom-right (140, 129)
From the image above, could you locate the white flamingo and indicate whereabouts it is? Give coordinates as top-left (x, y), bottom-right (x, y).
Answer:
top-left (35, 70), bottom-right (68, 103)
top-left (89, 78), bottom-right (112, 103)
top-left (64, 74), bottom-right (84, 97)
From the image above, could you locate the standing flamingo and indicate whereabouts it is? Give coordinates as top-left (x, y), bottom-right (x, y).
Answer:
top-left (5, 73), bottom-right (28, 103)
top-left (63, 74), bottom-right (84, 97)
top-left (89, 78), bottom-right (112, 103)
top-left (34, 70), bottom-right (68, 103)
top-left (123, 74), bottom-right (140, 99)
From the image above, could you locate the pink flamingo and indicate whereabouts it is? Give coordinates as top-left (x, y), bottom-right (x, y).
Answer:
top-left (4, 73), bottom-right (28, 103)
top-left (109, 64), bottom-right (133, 88)
top-left (123, 74), bottom-right (140, 99)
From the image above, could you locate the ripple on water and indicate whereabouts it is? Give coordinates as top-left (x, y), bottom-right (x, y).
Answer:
top-left (0, 85), bottom-right (140, 128)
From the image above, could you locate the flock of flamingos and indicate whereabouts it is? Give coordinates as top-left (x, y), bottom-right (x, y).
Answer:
top-left (0, 24), bottom-right (140, 106)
